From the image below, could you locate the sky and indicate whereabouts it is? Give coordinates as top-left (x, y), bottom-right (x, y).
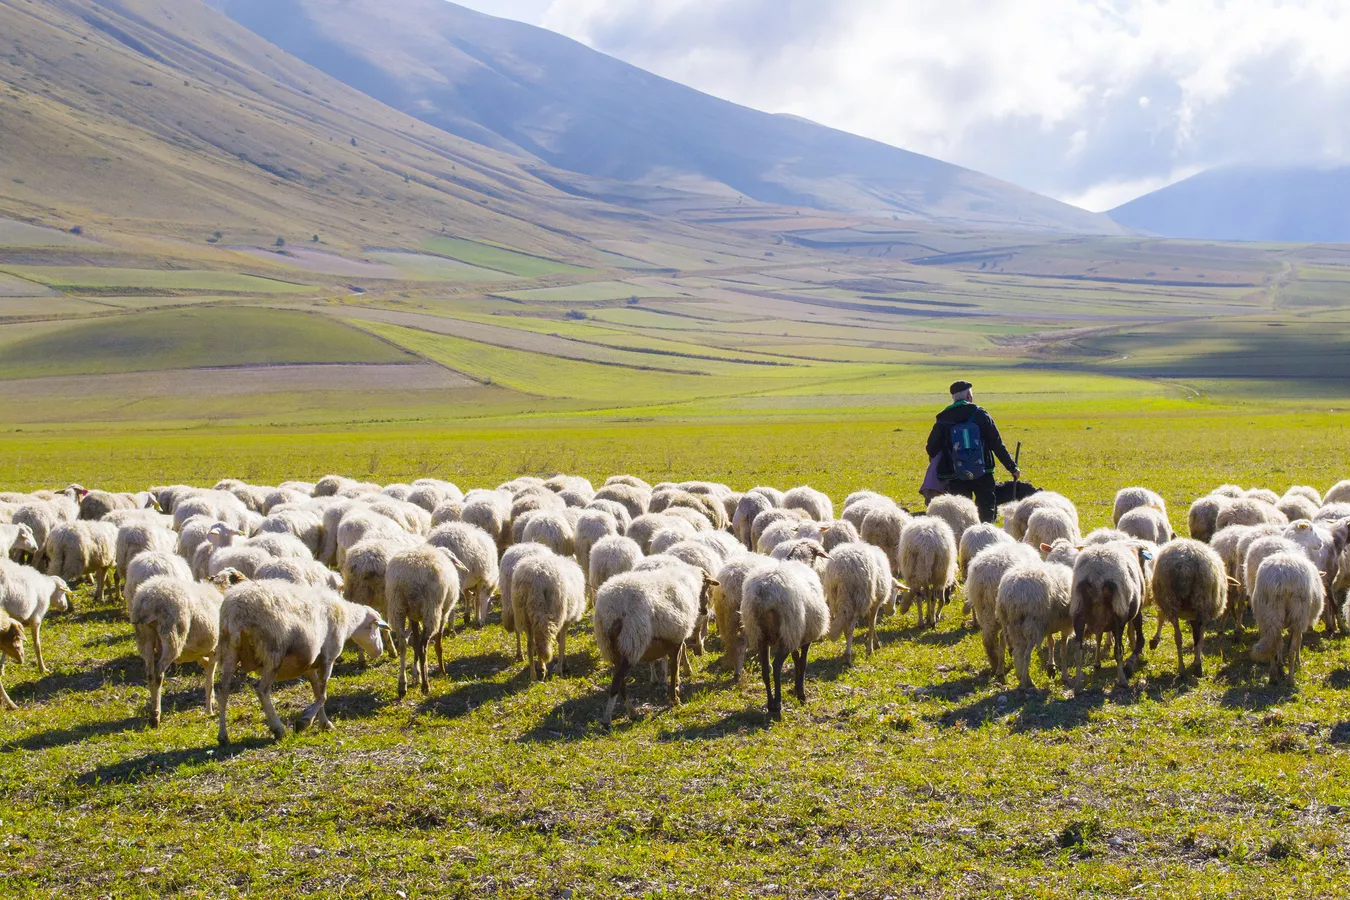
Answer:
top-left (451, 0), bottom-right (1350, 211)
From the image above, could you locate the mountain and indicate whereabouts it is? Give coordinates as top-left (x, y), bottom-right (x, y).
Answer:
top-left (210, 0), bottom-right (1123, 235)
top-left (1109, 165), bottom-right (1350, 243)
top-left (0, 0), bottom-right (637, 254)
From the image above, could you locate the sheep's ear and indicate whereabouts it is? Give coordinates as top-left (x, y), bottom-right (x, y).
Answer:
top-left (894, 579), bottom-right (909, 591)
top-left (1040, 543), bottom-right (1053, 553)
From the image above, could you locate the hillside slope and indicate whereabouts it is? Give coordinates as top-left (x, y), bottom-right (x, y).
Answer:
top-left (212, 0), bottom-right (1122, 235)
top-left (0, 0), bottom-right (641, 254)
top-left (1110, 165), bottom-right (1350, 242)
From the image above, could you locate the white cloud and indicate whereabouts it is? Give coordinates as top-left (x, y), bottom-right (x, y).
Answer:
top-left (459, 0), bottom-right (1350, 207)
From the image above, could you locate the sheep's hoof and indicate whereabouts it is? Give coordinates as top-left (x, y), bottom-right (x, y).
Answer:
top-left (319, 719), bottom-right (335, 732)
top-left (794, 688), bottom-right (806, 704)
top-left (217, 731), bottom-right (231, 747)
top-left (149, 715), bottom-right (161, 729)
top-left (1148, 636), bottom-right (1162, 651)
top-left (294, 716), bottom-right (311, 734)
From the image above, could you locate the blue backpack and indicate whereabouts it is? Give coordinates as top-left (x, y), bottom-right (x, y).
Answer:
top-left (949, 419), bottom-right (986, 481)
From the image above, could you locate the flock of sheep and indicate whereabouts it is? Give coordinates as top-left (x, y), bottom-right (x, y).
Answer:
top-left (0, 474), bottom-right (1347, 742)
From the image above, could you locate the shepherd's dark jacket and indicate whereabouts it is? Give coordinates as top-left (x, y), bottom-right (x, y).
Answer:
top-left (926, 401), bottom-right (1017, 480)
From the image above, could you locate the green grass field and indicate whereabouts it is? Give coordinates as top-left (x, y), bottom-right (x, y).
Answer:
top-left (3, 410), bottom-right (1350, 900)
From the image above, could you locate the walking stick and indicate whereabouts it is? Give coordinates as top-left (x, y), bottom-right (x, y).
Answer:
top-left (1013, 442), bottom-right (1022, 484)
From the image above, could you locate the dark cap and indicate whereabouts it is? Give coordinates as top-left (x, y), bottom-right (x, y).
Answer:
top-left (950, 380), bottom-right (973, 395)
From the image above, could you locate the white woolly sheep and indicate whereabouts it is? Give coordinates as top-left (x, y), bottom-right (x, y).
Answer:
top-left (1282, 485), bottom-right (1322, 506)
top-left (628, 514), bottom-right (691, 554)
top-left (124, 551), bottom-right (192, 613)
top-left (1112, 487), bottom-right (1167, 526)
top-left (1042, 538), bottom-right (1082, 569)
top-left (369, 498), bottom-right (432, 536)
top-left (1, 524), bottom-right (38, 565)
top-left (1007, 493), bottom-right (1079, 541)
top-left (1187, 495), bottom-right (1228, 544)
top-left (860, 505), bottom-right (910, 579)
top-left (574, 510), bottom-right (619, 585)
top-left (254, 557), bottom-right (343, 593)
top-left (1243, 535), bottom-right (1301, 599)
top-left (584, 498), bottom-right (632, 533)
top-left (593, 560), bottom-right (717, 723)
top-left (824, 543), bottom-right (901, 665)
top-left (0, 560), bottom-right (70, 673)
top-left (1024, 507), bottom-right (1081, 555)
top-left (959, 523), bottom-right (1015, 580)
top-left (387, 545), bottom-right (466, 697)
top-left (0, 607), bottom-right (22, 710)
top-left (1117, 506), bottom-right (1173, 545)
top-left (742, 559), bottom-right (829, 720)
top-left (756, 519), bottom-right (803, 556)
top-left (734, 492), bottom-right (775, 549)
top-left (1324, 479), bottom-right (1350, 507)
top-left (751, 507), bottom-right (807, 551)
top-left (588, 534), bottom-right (643, 599)
top-left (592, 482), bottom-right (650, 520)
top-left (12, 503), bottom-right (60, 568)
top-left (783, 486), bottom-right (833, 522)
top-left (460, 494), bottom-right (511, 553)
top-left (1250, 552), bottom-right (1325, 684)
top-left (115, 521), bottom-right (178, 597)
top-left (341, 534), bottom-right (419, 628)
top-left (1069, 542), bottom-right (1149, 689)
top-left (1316, 502), bottom-right (1350, 526)
top-left (132, 570), bottom-right (244, 726)
top-left (46, 520), bottom-right (117, 606)
top-left (428, 523), bottom-right (500, 626)
top-left (1244, 487), bottom-right (1281, 506)
top-left (1083, 528), bottom-right (1131, 546)
top-left (1277, 495), bottom-right (1319, 523)
top-left (840, 496), bottom-right (892, 533)
top-left (522, 510), bottom-right (576, 558)
top-left (1215, 498), bottom-right (1287, 531)
top-left (499, 542), bottom-right (552, 661)
top-left (712, 554), bottom-right (774, 682)
top-left (431, 501), bottom-right (465, 528)
top-left (926, 494), bottom-right (980, 543)
top-left (966, 542), bottom-right (1041, 677)
top-left (747, 486), bottom-right (784, 507)
top-left (216, 579), bottom-right (387, 743)
top-left (259, 508), bottom-right (324, 558)
top-left (898, 516), bottom-right (958, 629)
top-left (1149, 538), bottom-right (1230, 677)
top-left (821, 520), bottom-right (860, 552)
top-left (1282, 521), bottom-right (1341, 632)
top-left (512, 551), bottom-right (586, 681)
top-left (662, 506), bottom-right (713, 532)
top-left (997, 562), bottom-right (1074, 690)
top-left (336, 509), bottom-right (407, 567)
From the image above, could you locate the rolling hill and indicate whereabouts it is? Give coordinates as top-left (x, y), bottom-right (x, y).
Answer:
top-left (0, 0), bottom-right (654, 255)
top-left (209, 0), bottom-right (1123, 235)
top-left (1109, 165), bottom-right (1350, 242)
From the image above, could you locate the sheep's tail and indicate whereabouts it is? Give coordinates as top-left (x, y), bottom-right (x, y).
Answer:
top-left (755, 607), bottom-right (781, 654)
top-left (1104, 580), bottom-right (1128, 621)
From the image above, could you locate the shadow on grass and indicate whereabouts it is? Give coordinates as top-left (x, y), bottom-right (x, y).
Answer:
top-left (443, 650), bottom-right (518, 681)
top-left (69, 606), bottom-right (127, 625)
top-left (417, 675), bottom-right (523, 720)
top-left (326, 688), bottom-right (384, 723)
top-left (1327, 668), bottom-right (1350, 690)
top-left (2, 714), bottom-right (143, 752)
top-left (11, 655), bottom-right (143, 702)
top-left (73, 739), bottom-right (268, 787)
top-left (657, 707), bottom-right (772, 741)
top-left (517, 694), bottom-right (605, 743)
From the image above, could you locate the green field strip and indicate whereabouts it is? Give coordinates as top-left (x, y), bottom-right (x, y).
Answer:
top-left (496, 281), bottom-right (679, 303)
top-left (421, 237), bottom-right (595, 277)
top-left (0, 266), bottom-right (320, 294)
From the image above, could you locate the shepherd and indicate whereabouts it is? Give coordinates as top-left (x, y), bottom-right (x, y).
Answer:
top-left (924, 380), bottom-right (1020, 523)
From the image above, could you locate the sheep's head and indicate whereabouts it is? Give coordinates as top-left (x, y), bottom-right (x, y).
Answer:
top-left (210, 568), bottom-right (249, 588)
top-left (351, 608), bottom-right (386, 659)
top-left (48, 577), bottom-right (71, 613)
top-left (11, 525), bottom-right (38, 557)
top-left (0, 620), bottom-right (23, 664)
top-left (206, 523), bottom-right (242, 548)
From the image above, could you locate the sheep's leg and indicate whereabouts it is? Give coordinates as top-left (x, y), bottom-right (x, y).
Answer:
top-left (1149, 612), bottom-right (1165, 651)
top-left (1172, 619), bottom-right (1187, 679)
top-left (256, 668), bottom-right (286, 741)
top-left (679, 642), bottom-right (693, 678)
top-left (396, 621), bottom-right (410, 699)
top-left (94, 568), bottom-right (106, 604)
top-left (981, 626), bottom-right (1002, 678)
top-left (415, 623), bottom-right (431, 696)
top-left (668, 645), bottom-right (682, 707)
top-left (514, 630), bottom-right (523, 662)
top-left (770, 646), bottom-right (788, 719)
top-left (526, 626), bottom-right (538, 683)
top-left (1071, 618), bottom-right (1087, 691)
top-left (201, 654), bottom-right (217, 716)
top-left (602, 657), bottom-right (630, 725)
top-left (1112, 624), bottom-right (1128, 686)
top-left (1289, 630), bottom-right (1305, 683)
top-left (31, 621), bottom-right (47, 675)
top-left (557, 627), bottom-right (567, 677)
top-left (793, 643), bottom-right (810, 704)
top-left (150, 638), bottom-right (175, 728)
top-left (1190, 619), bottom-right (1205, 676)
top-left (1128, 613), bottom-right (1145, 675)
top-left (356, 647), bottom-right (367, 669)
top-left (299, 659), bottom-right (336, 731)
top-left (843, 628), bottom-right (854, 667)
top-left (868, 605), bottom-right (881, 656)
top-left (0, 658), bottom-right (13, 710)
top-left (463, 589), bottom-right (473, 627)
top-left (435, 629), bottom-right (446, 677)
top-left (215, 649), bottom-right (238, 746)
top-left (759, 643), bottom-right (776, 718)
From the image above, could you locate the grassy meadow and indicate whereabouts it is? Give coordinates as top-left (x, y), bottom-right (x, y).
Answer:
top-left (3, 213), bottom-right (1350, 898)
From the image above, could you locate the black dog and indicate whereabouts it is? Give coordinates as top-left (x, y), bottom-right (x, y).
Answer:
top-left (994, 480), bottom-right (1041, 505)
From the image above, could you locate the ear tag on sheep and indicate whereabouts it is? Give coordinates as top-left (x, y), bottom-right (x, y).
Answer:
top-left (1140, 549), bottom-right (1155, 561)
